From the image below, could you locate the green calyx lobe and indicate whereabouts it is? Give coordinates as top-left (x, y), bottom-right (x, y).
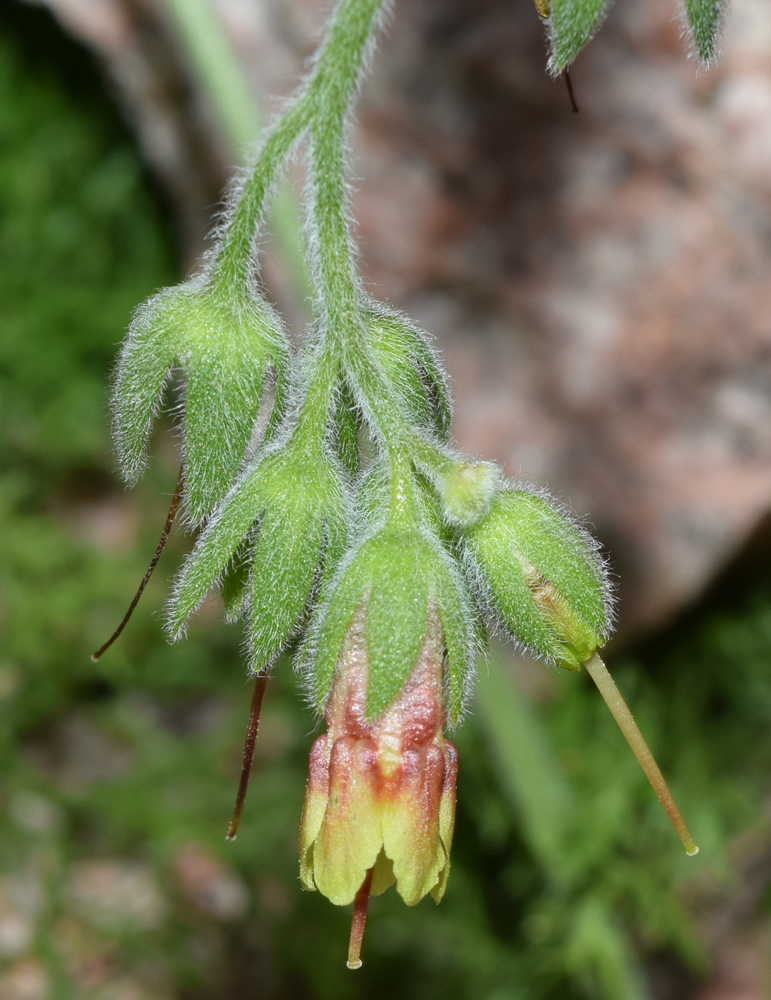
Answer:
top-left (113, 278), bottom-right (288, 522)
top-left (310, 525), bottom-right (473, 725)
top-left (170, 442), bottom-right (346, 669)
top-left (547, 0), bottom-right (612, 73)
top-left (364, 307), bottom-right (452, 442)
top-left (465, 490), bottom-right (609, 669)
top-left (247, 453), bottom-right (347, 670)
top-left (685, 0), bottom-right (725, 63)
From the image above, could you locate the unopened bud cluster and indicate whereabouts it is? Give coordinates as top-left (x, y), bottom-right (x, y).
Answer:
top-left (104, 0), bottom-right (700, 971)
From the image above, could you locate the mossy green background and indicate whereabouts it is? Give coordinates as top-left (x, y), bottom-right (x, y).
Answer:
top-left (1, 4), bottom-right (770, 998)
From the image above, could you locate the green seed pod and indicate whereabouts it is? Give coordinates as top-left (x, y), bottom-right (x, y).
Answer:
top-left (168, 443), bottom-right (347, 671)
top-left (304, 525), bottom-right (475, 726)
top-left (113, 277), bottom-right (288, 523)
top-left (463, 487), bottom-right (613, 669)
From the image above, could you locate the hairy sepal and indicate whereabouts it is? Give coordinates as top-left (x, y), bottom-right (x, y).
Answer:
top-left (112, 286), bottom-right (182, 485)
top-left (331, 376), bottom-right (362, 479)
top-left (432, 551), bottom-right (478, 727)
top-left (170, 446), bottom-right (347, 647)
top-left (364, 305), bottom-right (452, 442)
top-left (547, 0), bottom-right (614, 74)
top-left (221, 539), bottom-right (253, 622)
top-left (168, 463), bottom-right (269, 638)
top-left (247, 461), bottom-right (347, 670)
top-left (307, 525), bottom-right (475, 723)
top-left (364, 533), bottom-right (430, 718)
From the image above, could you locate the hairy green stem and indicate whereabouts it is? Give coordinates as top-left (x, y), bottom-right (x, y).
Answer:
top-left (163, 0), bottom-right (311, 300)
top-left (311, 114), bottom-right (360, 344)
top-left (213, 100), bottom-right (314, 289)
top-left (237, 0), bottom-right (450, 512)
top-left (213, 0), bottom-right (384, 291)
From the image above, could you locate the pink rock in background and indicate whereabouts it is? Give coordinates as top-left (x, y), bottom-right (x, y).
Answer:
top-left (25, 0), bottom-right (771, 641)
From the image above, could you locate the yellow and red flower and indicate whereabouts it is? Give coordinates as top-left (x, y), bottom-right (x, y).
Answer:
top-left (300, 605), bottom-right (457, 968)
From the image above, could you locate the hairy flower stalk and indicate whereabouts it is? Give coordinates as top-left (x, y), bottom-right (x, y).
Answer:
top-left (582, 652), bottom-right (698, 855)
top-left (102, 0), bottom-right (703, 970)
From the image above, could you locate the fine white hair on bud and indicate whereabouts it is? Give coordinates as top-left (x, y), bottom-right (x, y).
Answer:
top-left (461, 483), bottom-right (615, 670)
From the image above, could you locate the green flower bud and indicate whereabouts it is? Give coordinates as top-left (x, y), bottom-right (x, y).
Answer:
top-left (169, 443), bottom-right (347, 670)
top-left (463, 487), bottom-right (613, 669)
top-left (305, 524), bottom-right (475, 726)
top-left (113, 277), bottom-right (288, 522)
top-left (437, 460), bottom-right (501, 527)
top-left (364, 304), bottom-right (452, 442)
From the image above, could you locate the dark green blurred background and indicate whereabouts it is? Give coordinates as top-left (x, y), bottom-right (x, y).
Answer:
top-left (2, 4), bottom-right (771, 999)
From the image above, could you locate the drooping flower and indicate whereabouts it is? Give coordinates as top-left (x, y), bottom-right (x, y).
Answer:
top-left (300, 603), bottom-right (458, 969)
